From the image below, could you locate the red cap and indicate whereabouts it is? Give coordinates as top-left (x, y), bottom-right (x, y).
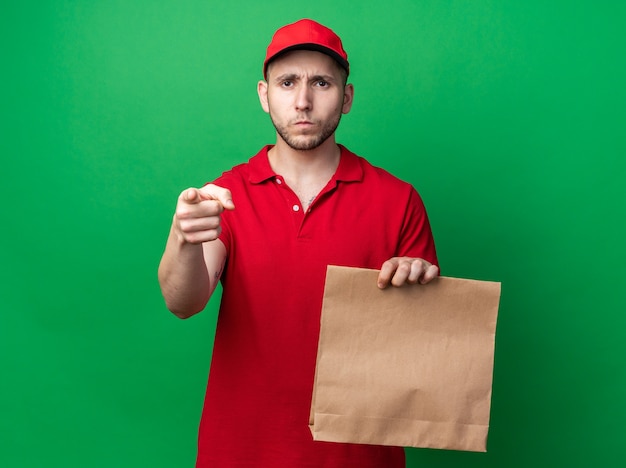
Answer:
top-left (263, 19), bottom-right (349, 79)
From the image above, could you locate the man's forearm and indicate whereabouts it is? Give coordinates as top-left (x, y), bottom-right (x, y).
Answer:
top-left (158, 225), bottom-right (214, 319)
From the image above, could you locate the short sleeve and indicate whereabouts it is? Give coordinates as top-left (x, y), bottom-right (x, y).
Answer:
top-left (396, 186), bottom-right (438, 267)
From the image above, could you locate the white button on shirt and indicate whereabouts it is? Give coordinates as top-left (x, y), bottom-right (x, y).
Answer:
top-left (292, 204), bottom-right (300, 212)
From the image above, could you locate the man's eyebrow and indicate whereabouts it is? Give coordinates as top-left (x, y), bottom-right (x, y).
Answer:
top-left (272, 73), bottom-right (337, 83)
top-left (273, 73), bottom-right (299, 83)
top-left (310, 74), bottom-right (336, 82)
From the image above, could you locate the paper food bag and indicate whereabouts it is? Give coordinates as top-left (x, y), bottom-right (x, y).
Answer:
top-left (309, 265), bottom-right (501, 452)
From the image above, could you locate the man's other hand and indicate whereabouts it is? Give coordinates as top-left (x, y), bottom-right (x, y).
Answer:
top-left (377, 257), bottom-right (439, 289)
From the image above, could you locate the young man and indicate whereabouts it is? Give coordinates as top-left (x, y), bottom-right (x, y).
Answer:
top-left (159, 19), bottom-right (438, 467)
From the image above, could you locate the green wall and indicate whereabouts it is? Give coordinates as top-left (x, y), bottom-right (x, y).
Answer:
top-left (2, 1), bottom-right (624, 466)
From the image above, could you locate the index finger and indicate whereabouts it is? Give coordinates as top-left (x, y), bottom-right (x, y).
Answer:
top-left (377, 258), bottom-right (400, 289)
top-left (199, 184), bottom-right (235, 210)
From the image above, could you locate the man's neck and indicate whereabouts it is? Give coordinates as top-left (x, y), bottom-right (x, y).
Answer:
top-left (268, 136), bottom-right (341, 183)
top-left (267, 136), bottom-right (341, 208)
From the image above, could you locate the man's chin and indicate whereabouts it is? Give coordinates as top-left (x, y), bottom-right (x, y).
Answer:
top-left (274, 122), bottom-right (338, 151)
top-left (283, 136), bottom-right (324, 151)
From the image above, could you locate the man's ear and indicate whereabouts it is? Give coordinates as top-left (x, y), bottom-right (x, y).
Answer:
top-left (258, 80), bottom-right (270, 113)
top-left (342, 83), bottom-right (354, 114)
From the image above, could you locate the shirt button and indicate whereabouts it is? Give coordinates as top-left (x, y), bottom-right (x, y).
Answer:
top-left (292, 204), bottom-right (300, 212)
top-left (275, 178), bottom-right (282, 184)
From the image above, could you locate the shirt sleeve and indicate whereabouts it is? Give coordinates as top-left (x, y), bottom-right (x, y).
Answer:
top-left (396, 186), bottom-right (439, 268)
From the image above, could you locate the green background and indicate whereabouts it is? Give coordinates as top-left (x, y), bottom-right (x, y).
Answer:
top-left (2, 0), bottom-right (625, 466)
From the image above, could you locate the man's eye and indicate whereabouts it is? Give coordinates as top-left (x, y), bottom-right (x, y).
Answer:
top-left (317, 81), bottom-right (329, 87)
top-left (281, 81), bottom-right (293, 87)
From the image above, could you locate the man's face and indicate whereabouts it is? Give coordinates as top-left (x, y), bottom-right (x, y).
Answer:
top-left (258, 50), bottom-right (353, 151)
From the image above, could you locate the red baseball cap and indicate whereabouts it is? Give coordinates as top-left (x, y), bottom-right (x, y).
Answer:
top-left (263, 19), bottom-right (349, 79)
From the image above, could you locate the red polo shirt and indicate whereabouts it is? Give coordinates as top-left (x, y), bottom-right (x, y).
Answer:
top-left (196, 145), bottom-right (437, 467)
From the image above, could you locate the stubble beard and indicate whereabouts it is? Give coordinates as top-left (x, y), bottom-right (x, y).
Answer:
top-left (270, 112), bottom-right (342, 151)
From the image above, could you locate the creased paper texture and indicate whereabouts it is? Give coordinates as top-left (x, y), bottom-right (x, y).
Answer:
top-left (309, 265), bottom-right (501, 452)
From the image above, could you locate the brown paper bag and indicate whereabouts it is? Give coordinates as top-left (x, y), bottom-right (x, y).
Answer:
top-left (309, 265), bottom-right (501, 452)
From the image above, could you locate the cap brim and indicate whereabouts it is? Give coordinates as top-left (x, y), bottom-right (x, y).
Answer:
top-left (264, 43), bottom-right (349, 78)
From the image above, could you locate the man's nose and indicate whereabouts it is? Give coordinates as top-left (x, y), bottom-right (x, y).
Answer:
top-left (295, 85), bottom-right (312, 111)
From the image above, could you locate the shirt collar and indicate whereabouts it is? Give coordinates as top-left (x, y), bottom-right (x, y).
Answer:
top-left (248, 144), bottom-right (363, 184)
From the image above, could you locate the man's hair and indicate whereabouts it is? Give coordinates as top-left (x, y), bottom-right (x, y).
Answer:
top-left (336, 65), bottom-right (348, 86)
